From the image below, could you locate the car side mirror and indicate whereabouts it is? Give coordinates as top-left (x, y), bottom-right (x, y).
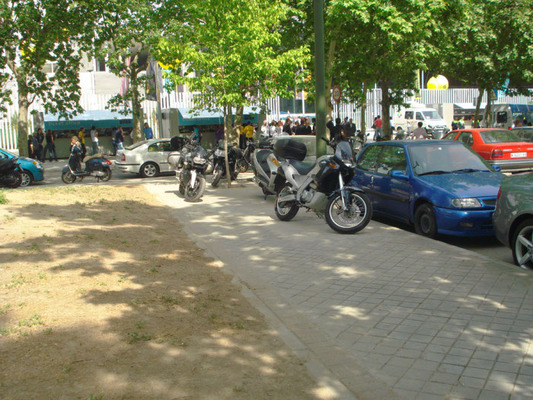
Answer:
top-left (391, 170), bottom-right (409, 180)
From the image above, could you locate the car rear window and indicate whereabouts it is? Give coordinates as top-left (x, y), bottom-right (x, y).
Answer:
top-left (125, 140), bottom-right (148, 150)
top-left (479, 130), bottom-right (521, 143)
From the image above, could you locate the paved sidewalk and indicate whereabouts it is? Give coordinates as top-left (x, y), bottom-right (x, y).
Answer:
top-left (146, 177), bottom-right (533, 400)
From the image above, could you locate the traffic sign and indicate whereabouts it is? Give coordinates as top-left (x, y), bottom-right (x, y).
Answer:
top-left (332, 86), bottom-right (341, 103)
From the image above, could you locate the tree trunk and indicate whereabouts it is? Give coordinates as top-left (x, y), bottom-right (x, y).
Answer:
top-left (360, 82), bottom-right (367, 135)
top-left (234, 105), bottom-right (244, 147)
top-left (380, 79), bottom-right (392, 140)
top-left (223, 104), bottom-right (234, 188)
top-left (484, 94), bottom-right (492, 128)
top-left (325, 39), bottom-right (336, 134)
top-left (131, 67), bottom-right (143, 143)
top-left (473, 88), bottom-right (484, 128)
top-left (17, 96), bottom-right (30, 157)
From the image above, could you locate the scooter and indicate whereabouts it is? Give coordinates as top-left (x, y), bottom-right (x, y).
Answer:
top-left (251, 140), bottom-right (281, 198)
top-left (61, 150), bottom-right (112, 184)
top-left (273, 138), bottom-right (372, 234)
top-left (236, 140), bottom-right (256, 173)
top-left (0, 158), bottom-right (23, 188)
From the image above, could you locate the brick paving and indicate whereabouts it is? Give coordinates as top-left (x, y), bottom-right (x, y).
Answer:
top-left (147, 179), bottom-right (533, 400)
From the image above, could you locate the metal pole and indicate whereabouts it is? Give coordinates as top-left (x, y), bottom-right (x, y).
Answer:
top-left (314, 0), bottom-right (327, 156)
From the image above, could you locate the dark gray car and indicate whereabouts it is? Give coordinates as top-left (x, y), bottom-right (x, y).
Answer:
top-left (493, 171), bottom-right (533, 269)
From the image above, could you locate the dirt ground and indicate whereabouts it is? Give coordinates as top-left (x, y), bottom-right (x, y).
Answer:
top-left (0, 185), bottom-right (320, 399)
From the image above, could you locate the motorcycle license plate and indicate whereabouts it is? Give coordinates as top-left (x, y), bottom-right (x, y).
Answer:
top-left (511, 152), bottom-right (527, 158)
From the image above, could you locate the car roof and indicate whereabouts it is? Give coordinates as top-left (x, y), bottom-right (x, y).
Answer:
top-left (366, 140), bottom-right (462, 147)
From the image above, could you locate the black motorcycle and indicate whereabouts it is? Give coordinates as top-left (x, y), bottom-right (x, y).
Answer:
top-left (62, 148), bottom-right (112, 184)
top-left (170, 136), bottom-right (209, 201)
top-left (211, 141), bottom-right (240, 188)
top-left (274, 137), bottom-right (372, 234)
top-left (236, 140), bottom-right (256, 173)
top-left (0, 158), bottom-right (23, 188)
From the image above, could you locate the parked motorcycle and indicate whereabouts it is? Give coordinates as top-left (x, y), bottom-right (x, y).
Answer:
top-left (236, 140), bottom-right (256, 173)
top-left (61, 150), bottom-right (112, 184)
top-left (0, 158), bottom-right (23, 188)
top-left (211, 140), bottom-right (240, 188)
top-left (273, 138), bottom-right (372, 234)
top-left (168, 136), bottom-right (208, 201)
top-left (251, 140), bottom-right (281, 198)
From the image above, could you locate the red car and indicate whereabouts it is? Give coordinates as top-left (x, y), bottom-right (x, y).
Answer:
top-left (442, 128), bottom-right (533, 172)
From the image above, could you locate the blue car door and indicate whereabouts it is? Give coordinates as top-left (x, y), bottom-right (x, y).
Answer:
top-left (354, 145), bottom-right (384, 211)
top-left (371, 144), bottom-right (411, 222)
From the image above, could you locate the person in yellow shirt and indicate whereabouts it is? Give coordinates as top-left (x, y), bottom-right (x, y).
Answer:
top-left (243, 122), bottom-right (255, 143)
top-left (78, 127), bottom-right (87, 159)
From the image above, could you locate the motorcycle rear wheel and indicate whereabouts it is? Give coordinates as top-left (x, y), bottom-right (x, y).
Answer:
top-left (100, 168), bottom-right (112, 182)
top-left (325, 191), bottom-right (372, 234)
top-left (185, 175), bottom-right (206, 202)
top-left (274, 184), bottom-right (299, 221)
top-left (61, 171), bottom-right (77, 184)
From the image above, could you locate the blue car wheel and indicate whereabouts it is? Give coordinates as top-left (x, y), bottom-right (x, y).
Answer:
top-left (415, 203), bottom-right (437, 238)
top-left (20, 170), bottom-right (33, 187)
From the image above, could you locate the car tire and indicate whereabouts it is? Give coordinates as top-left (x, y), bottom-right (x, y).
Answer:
top-left (20, 170), bottom-right (33, 187)
top-left (140, 162), bottom-right (159, 178)
top-left (414, 203), bottom-right (438, 238)
top-left (511, 218), bottom-right (533, 269)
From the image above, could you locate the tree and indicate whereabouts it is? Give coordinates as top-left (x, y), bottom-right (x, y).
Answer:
top-left (94, 0), bottom-right (168, 143)
top-left (158, 0), bottom-right (309, 186)
top-left (0, 0), bottom-right (99, 155)
top-left (438, 0), bottom-right (533, 127)
top-left (328, 0), bottom-right (443, 139)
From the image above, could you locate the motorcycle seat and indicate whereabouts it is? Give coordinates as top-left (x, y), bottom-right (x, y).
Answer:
top-left (83, 153), bottom-right (103, 163)
top-left (289, 160), bottom-right (315, 175)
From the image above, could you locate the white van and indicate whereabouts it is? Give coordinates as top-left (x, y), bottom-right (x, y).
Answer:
top-left (394, 107), bottom-right (448, 139)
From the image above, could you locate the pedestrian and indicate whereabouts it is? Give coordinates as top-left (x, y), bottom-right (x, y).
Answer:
top-left (90, 126), bottom-right (99, 155)
top-left (283, 118), bottom-right (292, 135)
top-left (412, 122), bottom-right (428, 140)
top-left (243, 122), bottom-right (255, 143)
top-left (27, 133), bottom-right (34, 159)
top-left (344, 118), bottom-right (356, 137)
top-left (78, 127), bottom-right (87, 159)
top-left (215, 125), bottom-right (224, 142)
top-left (260, 120), bottom-right (269, 138)
top-left (43, 130), bottom-right (58, 161)
top-left (69, 135), bottom-right (82, 171)
top-left (143, 122), bottom-right (154, 140)
top-left (373, 116), bottom-right (383, 141)
top-left (115, 127), bottom-right (124, 150)
top-left (312, 118), bottom-right (316, 135)
top-left (36, 128), bottom-right (45, 161)
top-left (31, 131), bottom-right (41, 160)
top-left (192, 125), bottom-right (201, 144)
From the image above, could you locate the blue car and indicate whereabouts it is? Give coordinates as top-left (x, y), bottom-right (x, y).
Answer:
top-left (352, 140), bottom-right (504, 238)
top-left (0, 149), bottom-right (44, 187)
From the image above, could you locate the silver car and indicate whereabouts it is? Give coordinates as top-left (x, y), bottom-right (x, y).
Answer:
top-left (115, 139), bottom-right (174, 178)
top-left (493, 171), bottom-right (533, 269)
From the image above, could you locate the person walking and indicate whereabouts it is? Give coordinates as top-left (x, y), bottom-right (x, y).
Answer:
top-left (412, 122), bottom-right (428, 140)
top-left (90, 126), bottom-right (99, 155)
top-left (36, 128), bottom-right (45, 161)
top-left (78, 127), bottom-right (87, 159)
top-left (43, 130), bottom-right (58, 161)
top-left (115, 127), bottom-right (124, 150)
top-left (373, 116), bottom-right (383, 141)
top-left (143, 122), bottom-right (154, 140)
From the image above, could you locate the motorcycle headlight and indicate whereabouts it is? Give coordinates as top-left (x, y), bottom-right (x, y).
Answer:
top-left (193, 156), bottom-right (206, 164)
top-left (452, 198), bottom-right (482, 208)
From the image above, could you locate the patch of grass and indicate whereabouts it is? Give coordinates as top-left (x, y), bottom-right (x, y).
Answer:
top-left (127, 331), bottom-right (152, 343)
top-left (160, 295), bottom-right (180, 305)
top-left (38, 272), bottom-right (48, 280)
top-left (0, 304), bottom-right (11, 316)
top-left (18, 314), bottom-right (45, 327)
top-left (51, 264), bottom-right (65, 271)
top-left (135, 320), bottom-right (146, 329)
top-left (5, 273), bottom-right (27, 289)
top-left (89, 394), bottom-right (104, 400)
top-left (0, 190), bottom-right (8, 204)
top-left (87, 233), bottom-right (95, 240)
top-left (29, 243), bottom-right (42, 253)
top-left (117, 275), bottom-right (127, 283)
top-left (4, 214), bottom-right (15, 221)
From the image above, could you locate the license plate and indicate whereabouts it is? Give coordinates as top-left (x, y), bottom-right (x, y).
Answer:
top-left (511, 152), bottom-right (527, 158)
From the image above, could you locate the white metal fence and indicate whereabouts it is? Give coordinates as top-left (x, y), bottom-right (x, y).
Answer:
top-left (2, 88), bottom-right (532, 151)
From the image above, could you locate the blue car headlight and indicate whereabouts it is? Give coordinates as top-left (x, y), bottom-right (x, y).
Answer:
top-left (32, 160), bottom-right (43, 169)
top-left (452, 198), bottom-right (482, 208)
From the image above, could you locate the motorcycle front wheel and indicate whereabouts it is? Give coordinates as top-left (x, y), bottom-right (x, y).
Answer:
top-left (274, 184), bottom-right (299, 221)
top-left (325, 191), bottom-right (372, 234)
top-left (237, 158), bottom-right (249, 173)
top-left (5, 171), bottom-right (22, 188)
top-left (211, 169), bottom-right (222, 187)
top-left (184, 175), bottom-right (206, 202)
top-left (61, 171), bottom-right (76, 184)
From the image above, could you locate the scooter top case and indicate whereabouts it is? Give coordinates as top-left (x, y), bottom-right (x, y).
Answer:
top-left (83, 154), bottom-right (110, 172)
top-left (273, 138), bottom-right (307, 161)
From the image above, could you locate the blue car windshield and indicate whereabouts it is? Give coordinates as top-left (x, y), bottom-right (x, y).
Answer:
top-left (408, 144), bottom-right (491, 176)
